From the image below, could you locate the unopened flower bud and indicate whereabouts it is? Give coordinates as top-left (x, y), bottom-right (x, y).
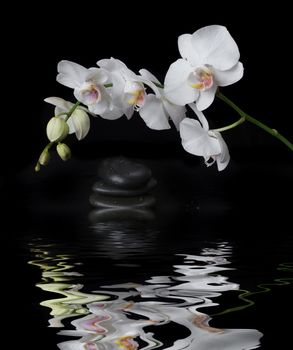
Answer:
top-left (56, 143), bottom-right (71, 161)
top-left (35, 162), bottom-right (41, 172)
top-left (39, 149), bottom-right (50, 166)
top-left (46, 117), bottom-right (69, 142)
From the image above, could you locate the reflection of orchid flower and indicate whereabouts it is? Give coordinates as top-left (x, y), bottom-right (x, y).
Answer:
top-left (29, 243), bottom-right (262, 349)
top-left (28, 249), bottom-right (109, 328)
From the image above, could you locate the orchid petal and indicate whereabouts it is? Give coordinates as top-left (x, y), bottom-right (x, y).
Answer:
top-left (191, 25), bottom-right (240, 70)
top-left (98, 57), bottom-right (127, 72)
top-left (214, 62), bottom-right (244, 87)
top-left (139, 70), bottom-right (161, 97)
top-left (57, 60), bottom-right (89, 89)
top-left (44, 97), bottom-right (74, 112)
top-left (70, 109), bottom-right (90, 140)
top-left (100, 106), bottom-right (124, 120)
top-left (163, 101), bottom-right (186, 130)
top-left (210, 131), bottom-right (230, 171)
top-left (180, 118), bottom-right (221, 158)
top-left (87, 68), bottom-right (109, 85)
top-left (139, 69), bottom-right (160, 85)
top-left (196, 84), bottom-right (218, 111)
top-left (164, 59), bottom-right (199, 106)
top-left (178, 34), bottom-right (200, 67)
top-left (139, 94), bottom-right (171, 130)
top-left (188, 103), bottom-right (209, 131)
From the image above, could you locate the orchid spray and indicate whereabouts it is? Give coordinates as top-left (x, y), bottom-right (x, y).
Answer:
top-left (35, 25), bottom-right (293, 172)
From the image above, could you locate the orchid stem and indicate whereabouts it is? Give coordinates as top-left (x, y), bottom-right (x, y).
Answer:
top-left (65, 101), bottom-right (81, 121)
top-left (217, 91), bottom-right (293, 152)
top-left (213, 116), bottom-right (245, 132)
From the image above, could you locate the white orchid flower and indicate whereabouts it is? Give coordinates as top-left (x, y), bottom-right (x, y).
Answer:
top-left (44, 97), bottom-right (90, 140)
top-left (164, 25), bottom-right (243, 111)
top-left (97, 58), bottom-right (147, 120)
top-left (138, 69), bottom-right (186, 130)
top-left (56, 60), bottom-right (113, 116)
top-left (179, 104), bottom-right (230, 171)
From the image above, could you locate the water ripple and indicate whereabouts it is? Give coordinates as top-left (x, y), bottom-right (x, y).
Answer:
top-left (28, 242), bottom-right (263, 349)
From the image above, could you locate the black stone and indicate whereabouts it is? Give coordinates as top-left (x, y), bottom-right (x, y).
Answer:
top-left (89, 193), bottom-right (156, 209)
top-left (98, 157), bottom-right (152, 189)
top-left (92, 177), bottom-right (157, 197)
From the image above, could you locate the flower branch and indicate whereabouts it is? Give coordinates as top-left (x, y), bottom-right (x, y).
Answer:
top-left (217, 92), bottom-right (293, 151)
top-left (36, 25), bottom-right (292, 173)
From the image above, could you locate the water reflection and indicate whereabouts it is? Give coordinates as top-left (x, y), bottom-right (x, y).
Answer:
top-left (29, 242), bottom-right (262, 349)
top-left (28, 247), bottom-right (110, 327)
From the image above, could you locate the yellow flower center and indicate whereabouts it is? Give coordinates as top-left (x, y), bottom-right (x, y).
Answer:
top-left (127, 89), bottom-right (145, 108)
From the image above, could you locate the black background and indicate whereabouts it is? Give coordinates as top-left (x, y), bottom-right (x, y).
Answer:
top-left (3, 2), bottom-right (293, 175)
top-left (2, 4), bottom-right (293, 350)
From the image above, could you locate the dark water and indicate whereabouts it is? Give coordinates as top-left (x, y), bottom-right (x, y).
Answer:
top-left (4, 155), bottom-right (293, 349)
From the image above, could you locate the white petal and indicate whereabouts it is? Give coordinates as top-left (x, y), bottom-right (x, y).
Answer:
top-left (191, 25), bottom-right (240, 70)
top-left (164, 59), bottom-right (199, 106)
top-left (139, 70), bottom-right (161, 97)
top-left (124, 106), bottom-right (134, 119)
top-left (56, 61), bottom-right (88, 89)
top-left (214, 62), bottom-right (244, 87)
top-left (163, 100), bottom-right (186, 130)
top-left (108, 71), bottom-right (127, 108)
top-left (87, 67), bottom-right (109, 84)
top-left (211, 131), bottom-right (230, 171)
top-left (178, 34), bottom-right (200, 67)
top-left (188, 103), bottom-right (209, 130)
top-left (180, 118), bottom-right (221, 158)
top-left (139, 94), bottom-right (171, 130)
top-left (70, 109), bottom-right (90, 140)
top-left (100, 106), bottom-right (124, 120)
top-left (139, 69), bottom-right (160, 84)
top-left (65, 117), bottom-right (75, 134)
top-left (44, 97), bottom-right (74, 111)
top-left (196, 84), bottom-right (217, 111)
top-left (97, 57), bottom-right (127, 72)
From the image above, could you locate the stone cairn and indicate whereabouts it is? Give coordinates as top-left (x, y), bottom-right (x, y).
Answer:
top-left (89, 157), bottom-right (157, 220)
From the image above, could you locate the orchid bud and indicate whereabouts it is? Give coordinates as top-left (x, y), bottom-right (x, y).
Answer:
top-left (46, 117), bottom-right (69, 142)
top-left (39, 149), bottom-right (50, 166)
top-left (35, 162), bottom-right (41, 172)
top-left (56, 143), bottom-right (71, 161)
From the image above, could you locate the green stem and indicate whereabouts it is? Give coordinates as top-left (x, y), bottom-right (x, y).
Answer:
top-left (65, 101), bottom-right (81, 121)
top-left (217, 91), bottom-right (293, 152)
top-left (213, 116), bottom-right (245, 132)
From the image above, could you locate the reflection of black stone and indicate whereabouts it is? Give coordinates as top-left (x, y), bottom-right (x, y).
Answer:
top-left (89, 194), bottom-right (156, 209)
top-left (89, 208), bottom-right (155, 222)
top-left (90, 157), bottom-right (157, 219)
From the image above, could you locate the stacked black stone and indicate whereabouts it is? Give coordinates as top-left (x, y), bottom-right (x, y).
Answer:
top-left (90, 157), bottom-right (157, 210)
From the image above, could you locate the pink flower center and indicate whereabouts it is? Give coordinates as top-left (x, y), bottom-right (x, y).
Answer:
top-left (190, 67), bottom-right (213, 91)
top-left (127, 89), bottom-right (145, 110)
top-left (81, 84), bottom-right (100, 105)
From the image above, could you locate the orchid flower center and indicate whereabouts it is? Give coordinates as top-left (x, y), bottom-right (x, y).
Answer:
top-left (80, 83), bottom-right (101, 105)
top-left (189, 66), bottom-right (213, 91)
top-left (125, 81), bottom-right (146, 110)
